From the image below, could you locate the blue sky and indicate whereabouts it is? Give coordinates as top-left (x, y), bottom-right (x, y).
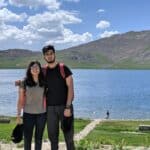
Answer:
top-left (0, 0), bottom-right (150, 51)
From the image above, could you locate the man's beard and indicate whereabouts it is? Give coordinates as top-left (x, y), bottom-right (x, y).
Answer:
top-left (46, 59), bottom-right (55, 64)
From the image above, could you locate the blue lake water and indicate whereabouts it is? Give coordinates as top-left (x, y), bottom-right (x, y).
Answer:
top-left (0, 69), bottom-right (150, 119)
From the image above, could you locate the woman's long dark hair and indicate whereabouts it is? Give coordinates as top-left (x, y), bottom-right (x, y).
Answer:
top-left (24, 61), bottom-right (45, 87)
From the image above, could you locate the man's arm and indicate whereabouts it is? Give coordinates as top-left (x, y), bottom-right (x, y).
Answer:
top-left (66, 75), bottom-right (74, 106)
top-left (64, 75), bottom-right (74, 117)
top-left (15, 80), bottom-right (21, 86)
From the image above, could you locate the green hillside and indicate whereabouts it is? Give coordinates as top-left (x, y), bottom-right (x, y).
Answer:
top-left (1, 30), bottom-right (150, 69)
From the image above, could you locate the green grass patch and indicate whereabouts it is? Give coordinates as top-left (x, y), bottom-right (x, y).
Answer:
top-left (0, 117), bottom-right (90, 143)
top-left (84, 120), bottom-right (150, 147)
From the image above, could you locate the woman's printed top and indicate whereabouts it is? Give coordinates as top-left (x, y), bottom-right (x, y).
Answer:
top-left (20, 81), bottom-right (46, 114)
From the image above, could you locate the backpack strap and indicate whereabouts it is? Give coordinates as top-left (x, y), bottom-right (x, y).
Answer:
top-left (42, 63), bottom-right (65, 79)
top-left (59, 63), bottom-right (65, 79)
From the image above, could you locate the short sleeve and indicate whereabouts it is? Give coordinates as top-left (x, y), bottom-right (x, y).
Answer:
top-left (64, 65), bottom-right (72, 78)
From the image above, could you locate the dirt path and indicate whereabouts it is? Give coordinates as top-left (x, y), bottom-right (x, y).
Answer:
top-left (74, 119), bottom-right (101, 141)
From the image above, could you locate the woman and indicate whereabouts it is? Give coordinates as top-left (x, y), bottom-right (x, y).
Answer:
top-left (17, 61), bottom-right (46, 150)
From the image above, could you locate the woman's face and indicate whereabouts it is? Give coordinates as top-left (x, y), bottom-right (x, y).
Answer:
top-left (30, 63), bottom-right (40, 76)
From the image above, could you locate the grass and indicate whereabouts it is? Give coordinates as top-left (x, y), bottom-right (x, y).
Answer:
top-left (1, 118), bottom-right (150, 148)
top-left (111, 57), bottom-right (150, 69)
top-left (84, 120), bottom-right (150, 147)
top-left (0, 117), bottom-right (90, 143)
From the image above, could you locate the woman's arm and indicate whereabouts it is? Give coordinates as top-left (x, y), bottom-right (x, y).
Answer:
top-left (16, 87), bottom-right (25, 124)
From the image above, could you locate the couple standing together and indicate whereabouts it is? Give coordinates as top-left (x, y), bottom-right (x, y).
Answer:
top-left (16, 45), bottom-right (75, 150)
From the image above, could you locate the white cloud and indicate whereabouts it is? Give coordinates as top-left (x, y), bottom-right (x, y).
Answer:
top-left (0, 0), bottom-right (7, 8)
top-left (0, 22), bottom-right (45, 50)
top-left (100, 30), bottom-right (119, 38)
top-left (96, 20), bottom-right (110, 29)
top-left (45, 28), bottom-right (93, 49)
top-left (64, 0), bottom-right (80, 2)
top-left (0, 22), bottom-right (40, 42)
top-left (23, 10), bottom-right (82, 41)
top-left (25, 11), bottom-right (90, 49)
top-left (0, 8), bottom-right (92, 50)
top-left (97, 9), bottom-right (105, 13)
top-left (27, 10), bottom-right (81, 26)
top-left (9, 0), bottom-right (60, 10)
top-left (0, 8), bottom-right (27, 23)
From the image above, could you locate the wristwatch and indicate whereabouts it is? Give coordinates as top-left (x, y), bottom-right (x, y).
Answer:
top-left (65, 104), bottom-right (71, 109)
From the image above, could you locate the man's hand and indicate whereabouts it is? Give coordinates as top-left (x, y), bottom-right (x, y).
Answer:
top-left (64, 108), bottom-right (72, 117)
top-left (15, 80), bottom-right (21, 86)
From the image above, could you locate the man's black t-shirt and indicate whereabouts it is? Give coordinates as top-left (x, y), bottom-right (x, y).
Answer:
top-left (46, 64), bottom-right (72, 106)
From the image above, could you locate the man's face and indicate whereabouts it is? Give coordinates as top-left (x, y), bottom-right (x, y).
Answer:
top-left (44, 50), bottom-right (55, 63)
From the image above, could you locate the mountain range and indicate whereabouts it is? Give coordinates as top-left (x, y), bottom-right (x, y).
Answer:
top-left (1, 30), bottom-right (150, 69)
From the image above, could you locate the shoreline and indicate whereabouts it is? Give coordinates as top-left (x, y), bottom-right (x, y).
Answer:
top-left (1, 115), bottom-right (150, 121)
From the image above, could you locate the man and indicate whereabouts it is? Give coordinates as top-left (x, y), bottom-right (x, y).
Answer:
top-left (42, 45), bottom-right (75, 150)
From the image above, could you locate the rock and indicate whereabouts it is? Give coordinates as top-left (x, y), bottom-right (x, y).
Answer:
top-left (139, 125), bottom-right (150, 131)
top-left (0, 118), bottom-right (10, 123)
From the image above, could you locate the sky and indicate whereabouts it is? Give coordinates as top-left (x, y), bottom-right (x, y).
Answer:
top-left (0, 0), bottom-right (150, 51)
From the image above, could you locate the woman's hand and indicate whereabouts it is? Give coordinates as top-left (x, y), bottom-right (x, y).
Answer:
top-left (16, 116), bottom-right (22, 124)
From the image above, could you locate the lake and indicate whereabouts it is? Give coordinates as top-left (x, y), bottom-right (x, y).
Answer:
top-left (0, 69), bottom-right (150, 119)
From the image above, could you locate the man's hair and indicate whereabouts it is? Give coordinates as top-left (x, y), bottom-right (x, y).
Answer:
top-left (42, 45), bottom-right (55, 54)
